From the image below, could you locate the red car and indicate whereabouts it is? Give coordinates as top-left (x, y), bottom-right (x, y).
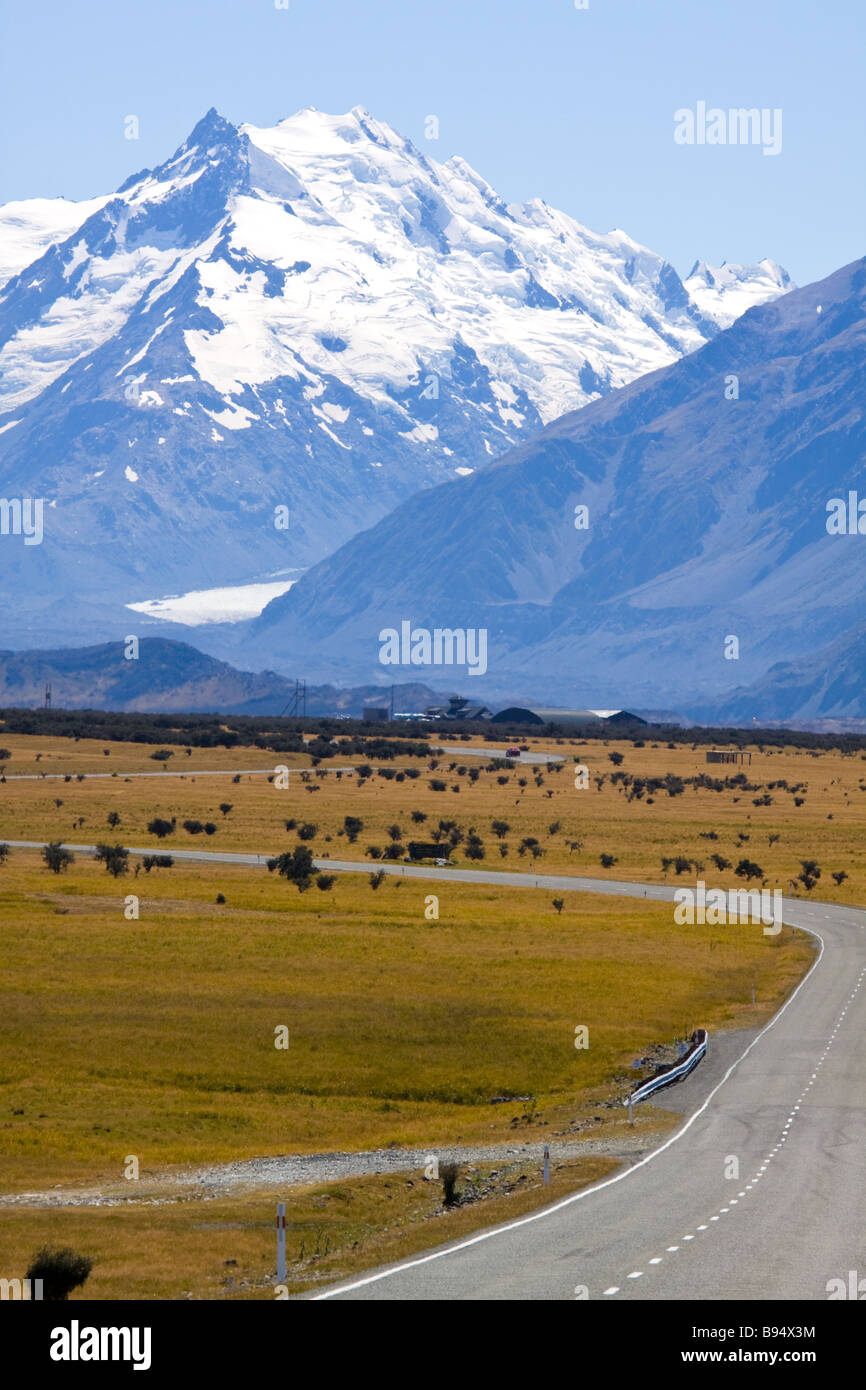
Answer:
top-left (505, 746), bottom-right (520, 758)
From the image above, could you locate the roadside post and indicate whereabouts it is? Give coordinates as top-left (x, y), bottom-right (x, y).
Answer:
top-left (543, 1143), bottom-right (550, 1185)
top-left (276, 1203), bottom-right (286, 1282)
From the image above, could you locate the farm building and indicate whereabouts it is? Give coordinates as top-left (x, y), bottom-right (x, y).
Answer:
top-left (491, 707), bottom-right (647, 729)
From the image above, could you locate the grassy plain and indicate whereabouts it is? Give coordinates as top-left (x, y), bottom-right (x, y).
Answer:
top-left (1, 725), bottom-right (855, 1296)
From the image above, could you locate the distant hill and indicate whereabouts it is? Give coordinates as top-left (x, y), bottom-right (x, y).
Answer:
top-left (688, 620), bottom-right (866, 725)
top-left (0, 639), bottom-right (442, 716)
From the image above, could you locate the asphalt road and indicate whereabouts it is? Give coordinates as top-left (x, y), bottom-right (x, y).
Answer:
top-left (0, 745), bottom-right (561, 783)
top-left (308, 895), bottom-right (865, 1301)
top-left (8, 838), bottom-right (863, 1300)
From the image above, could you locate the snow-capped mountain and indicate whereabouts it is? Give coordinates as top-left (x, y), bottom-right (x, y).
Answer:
top-left (0, 195), bottom-right (110, 289)
top-left (246, 258), bottom-right (866, 715)
top-left (0, 106), bottom-right (792, 645)
top-left (683, 258), bottom-right (794, 331)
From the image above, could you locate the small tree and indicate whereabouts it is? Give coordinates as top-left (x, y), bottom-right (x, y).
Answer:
top-left (608, 751), bottom-right (624, 766)
top-left (107, 811), bottom-right (121, 828)
top-left (491, 820), bottom-right (510, 839)
top-left (552, 898), bottom-right (564, 914)
top-left (26, 1246), bottom-right (93, 1301)
top-left (43, 842), bottom-right (73, 874)
top-left (219, 803), bottom-right (233, 818)
top-left (369, 870), bottom-right (386, 890)
top-left (600, 853), bottom-right (617, 869)
top-left (94, 843), bottom-right (129, 878)
top-left (267, 846), bottom-right (314, 892)
top-left (343, 816), bottom-right (363, 842)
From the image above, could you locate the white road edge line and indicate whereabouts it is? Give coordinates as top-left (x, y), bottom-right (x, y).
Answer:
top-left (311, 915), bottom-right (827, 1299)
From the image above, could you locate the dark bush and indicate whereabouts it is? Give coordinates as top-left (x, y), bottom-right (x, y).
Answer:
top-left (26, 1246), bottom-right (93, 1301)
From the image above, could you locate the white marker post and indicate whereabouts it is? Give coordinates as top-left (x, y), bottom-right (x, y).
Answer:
top-left (276, 1202), bottom-right (286, 1282)
top-left (628, 1097), bottom-right (634, 1126)
top-left (543, 1143), bottom-right (550, 1185)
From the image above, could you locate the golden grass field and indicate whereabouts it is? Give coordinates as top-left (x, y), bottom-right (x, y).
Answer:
top-left (0, 730), bottom-right (863, 897)
top-left (0, 724), bottom-right (858, 1296)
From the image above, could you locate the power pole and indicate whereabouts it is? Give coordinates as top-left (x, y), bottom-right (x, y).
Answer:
top-left (44, 683), bottom-right (52, 710)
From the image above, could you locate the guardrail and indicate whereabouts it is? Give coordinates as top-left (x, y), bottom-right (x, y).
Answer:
top-left (623, 1028), bottom-right (708, 1106)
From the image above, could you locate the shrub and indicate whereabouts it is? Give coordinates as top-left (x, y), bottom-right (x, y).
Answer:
top-left (0, 843), bottom-right (9, 864)
top-left (147, 818), bottom-right (174, 839)
top-left (216, 893), bottom-right (226, 904)
top-left (107, 811), bottom-right (121, 828)
top-left (735, 859), bottom-right (765, 881)
top-left (491, 820), bottom-right (510, 839)
top-left (316, 874), bottom-right (337, 891)
top-left (298, 824), bottom-right (317, 841)
top-left (600, 853), bottom-right (617, 868)
top-left (183, 820), bottom-right (204, 835)
top-left (141, 854), bottom-right (173, 872)
top-left (219, 803), bottom-right (233, 817)
top-left (429, 779), bottom-right (447, 791)
top-left (94, 843), bottom-right (129, 877)
top-left (410, 811), bottom-right (427, 823)
top-left (366, 846), bottom-right (383, 859)
top-left (369, 870), bottom-right (386, 890)
top-left (150, 749), bottom-right (174, 761)
top-left (26, 1246), bottom-right (93, 1301)
top-left (42, 842), bottom-right (74, 873)
top-left (552, 898), bottom-right (564, 914)
top-left (203, 822), bottom-right (217, 835)
top-left (344, 816), bottom-right (363, 842)
top-left (440, 1161), bottom-right (460, 1207)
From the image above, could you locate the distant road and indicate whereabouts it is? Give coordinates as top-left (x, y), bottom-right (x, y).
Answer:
top-left (0, 745), bottom-right (560, 782)
top-left (0, 841), bottom-right (677, 896)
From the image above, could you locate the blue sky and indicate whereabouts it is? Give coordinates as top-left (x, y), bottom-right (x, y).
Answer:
top-left (0, 0), bottom-right (862, 285)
